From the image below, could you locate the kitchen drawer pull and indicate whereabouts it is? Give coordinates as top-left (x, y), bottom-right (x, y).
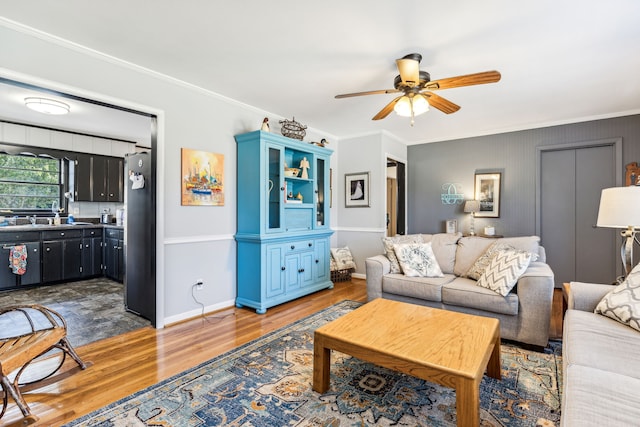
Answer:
top-left (291, 245), bottom-right (295, 250)
top-left (298, 268), bottom-right (305, 273)
top-left (281, 266), bottom-right (286, 271)
top-left (308, 243), bottom-right (312, 247)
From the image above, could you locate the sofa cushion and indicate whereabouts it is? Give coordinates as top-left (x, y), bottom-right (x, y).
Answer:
top-left (454, 235), bottom-right (540, 276)
top-left (393, 242), bottom-right (444, 278)
top-left (564, 309), bottom-right (640, 380)
top-left (442, 277), bottom-right (519, 315)
top-left (453, 237), bottom-right (495, 276)
top-left (382, 234), bottom-right (423, 274)
top-left (422, 232), bottom-right (461, 274)
top-left (382, 274), bottom-right (456, 302)
top-left (595, 261), bottom-right (640, 332)
top-left (561, 364), bottom-right (640, 427)
top-left (476, 249), bottom-right (532, 296)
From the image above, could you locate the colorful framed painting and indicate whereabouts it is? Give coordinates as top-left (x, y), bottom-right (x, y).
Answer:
top-left (474, 172), bottom-right (501, 217)
top-left (181, 148), bottom-right (224, 206)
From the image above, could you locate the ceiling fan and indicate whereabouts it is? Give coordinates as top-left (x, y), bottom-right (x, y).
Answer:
top-left (335, 53), bottom-right (501, 126)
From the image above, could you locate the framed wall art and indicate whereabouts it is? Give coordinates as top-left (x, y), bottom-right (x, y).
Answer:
top-left (474, 172), bottom-right (501, 217)
top-left (181, 148), bottom-right (225, 206)
top-left (345, 172), bottom-right (370, 208)
top-left (446, 219), bottom-right (458, 234)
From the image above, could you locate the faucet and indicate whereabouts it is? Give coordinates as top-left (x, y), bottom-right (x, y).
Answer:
top-left (29, 215), bottom-right (36, 225)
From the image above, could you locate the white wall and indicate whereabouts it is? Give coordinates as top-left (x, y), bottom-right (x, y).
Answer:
top-left (0, 22), bottom-right (338, 325)
top-left (335, 132), bottom-right (407, 276)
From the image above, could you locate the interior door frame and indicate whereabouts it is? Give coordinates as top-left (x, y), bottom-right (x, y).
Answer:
top-left (535, 137), bottom-right (622, 234)
top-left (535, 138), bottom-right (622, 276)
top-left (386, 154), bottom-right (407, 236)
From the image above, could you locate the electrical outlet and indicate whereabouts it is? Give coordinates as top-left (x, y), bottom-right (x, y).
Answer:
top-left (196, 279), bottom-right (204, 290)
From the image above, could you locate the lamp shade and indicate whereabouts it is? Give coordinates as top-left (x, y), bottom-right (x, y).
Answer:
top-left (596, 186), bottom-right (640, 228)
top-left (464, 200), bottom-right (480, 213)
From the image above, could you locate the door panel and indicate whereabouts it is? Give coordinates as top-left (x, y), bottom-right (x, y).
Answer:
top-left (575, 146), bottom-right (616, 283)
top-left (540, 144), bottom-right (617, 287)
top-left (541, 149), bottom-right (576, 287)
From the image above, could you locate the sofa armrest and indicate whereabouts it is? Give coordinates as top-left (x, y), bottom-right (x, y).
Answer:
top-left (365, 255), bottom-right (390, 301)
top-left (513, 261), bottom-right (555, 346)
top-left (566, 281), bottom-right (614, 312)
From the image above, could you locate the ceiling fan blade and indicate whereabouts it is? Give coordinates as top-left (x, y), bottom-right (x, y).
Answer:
top-left (335, 89), bottom-right (399, 99)
top-left (396, 58), bottom-right (420, 86)
top-left (424, 92), bottom-right (460, 114)
top-left (425, 70), bottom-right (501, 90)
top-left (372, 96), bottom-right (402, 120)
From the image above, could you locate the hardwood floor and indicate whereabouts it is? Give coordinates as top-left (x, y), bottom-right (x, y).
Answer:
top-left (1, 280), bottom-right (564, 426)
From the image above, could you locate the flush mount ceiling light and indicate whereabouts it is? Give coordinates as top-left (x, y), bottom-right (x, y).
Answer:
top-left (24, 97), bottom-right (70, 115)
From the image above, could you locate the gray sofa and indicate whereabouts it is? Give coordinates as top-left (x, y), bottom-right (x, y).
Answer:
top-left (562, 281), bottom-right (640, 426)
top-left (365, 233), bottom-right (555, 347)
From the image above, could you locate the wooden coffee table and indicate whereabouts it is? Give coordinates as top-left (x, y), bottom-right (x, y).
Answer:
top-left (313, 298), bottom-right (501, 427)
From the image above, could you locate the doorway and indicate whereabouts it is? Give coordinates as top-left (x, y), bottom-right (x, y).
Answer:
top-left (0, 76), bottom-right (158, 334)
top-left (386, 158), bottom-right (406, 236)
top-left (537, 139), bottom-right (622, 287)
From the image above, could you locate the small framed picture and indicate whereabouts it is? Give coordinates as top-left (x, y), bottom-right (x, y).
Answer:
top-left (345, 172), bottom-right (370, 208)
top-left (474, 172), bottom-right (501, 218)
top-left (446, 219), bottom-right (458, 234)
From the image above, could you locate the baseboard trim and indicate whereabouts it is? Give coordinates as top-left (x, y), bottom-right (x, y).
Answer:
top-left (164, 299), bottom-right (235, 325)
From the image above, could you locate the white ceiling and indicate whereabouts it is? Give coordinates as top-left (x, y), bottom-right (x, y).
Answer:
top-left (1, 0), bottom-right (639, 145)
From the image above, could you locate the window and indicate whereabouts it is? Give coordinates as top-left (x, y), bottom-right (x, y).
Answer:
top-left (0, 152), bottom-right (63, 213)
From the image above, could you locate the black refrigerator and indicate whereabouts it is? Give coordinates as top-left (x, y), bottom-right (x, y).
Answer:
top-left (124, 151), bottom-right (156, 325)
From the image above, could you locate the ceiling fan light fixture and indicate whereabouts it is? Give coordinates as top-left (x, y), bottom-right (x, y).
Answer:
top-left (412, 94), bottom-right (429, 115)
top-left (393, 96), bottom-right (413, 117)
top-left (396, 58), bottom-right (420, 85)
top-left (24, 97), bottom-right (70, 115)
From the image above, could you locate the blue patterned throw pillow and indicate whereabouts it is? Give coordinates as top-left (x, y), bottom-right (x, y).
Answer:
top-left (392, 242), bottom-right (443, 278)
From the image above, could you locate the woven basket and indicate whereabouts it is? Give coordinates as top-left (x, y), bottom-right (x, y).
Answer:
top-left (331, 269), bottom-right (352, 282)
top-left (279, 117), bottom-right (307, 141)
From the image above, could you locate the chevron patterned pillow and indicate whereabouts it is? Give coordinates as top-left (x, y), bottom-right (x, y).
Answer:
top-left (476, 249), bottom-right (532, 296)
top-left (595, 262), bottom-right (640, 332)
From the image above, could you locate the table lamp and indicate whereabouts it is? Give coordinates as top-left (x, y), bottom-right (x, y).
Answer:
top-left (464, 200), bottom-right (481, 236)
top-left (596, 186), bottom-right (640, 279)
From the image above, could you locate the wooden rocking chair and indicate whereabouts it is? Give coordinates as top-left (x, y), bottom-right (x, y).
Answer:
top-left (0, 304), bottom-right (87, 425)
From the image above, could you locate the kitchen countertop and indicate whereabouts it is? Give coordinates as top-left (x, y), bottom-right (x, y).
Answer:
top-left (0, 223), bottom-right (123, 232)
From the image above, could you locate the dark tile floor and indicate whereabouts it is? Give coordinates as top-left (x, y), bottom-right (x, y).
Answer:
top-left (0, 278), bottom-right (151, 348)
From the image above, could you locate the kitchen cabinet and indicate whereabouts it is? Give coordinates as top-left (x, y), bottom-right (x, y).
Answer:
top-left (104, 228), bottom-right (124, 282)
top-left (235, 131), bottom-right (333, 314)
top-left (42, 229), bottom-right (82, 283)
top-left (0, 231), bottom-right (41, 289)
top-left (81, 227), bottom-right (103, 278)
top-left (74, 154), bottom-right (124, 202)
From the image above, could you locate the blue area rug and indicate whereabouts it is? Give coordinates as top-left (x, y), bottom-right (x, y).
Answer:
top-left (64, 300), bottom-right (562, 426)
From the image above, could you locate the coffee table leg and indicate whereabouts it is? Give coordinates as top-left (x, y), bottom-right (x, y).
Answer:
top-left (486, 334), bottom-right (501, 380)
top-left (456, 378), bottom-right (480, 427)
top-left (313, 332), bottom-right (330, 393)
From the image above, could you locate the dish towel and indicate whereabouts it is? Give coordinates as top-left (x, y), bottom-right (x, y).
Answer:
top-left (9, 245), bottom-right (27, 275)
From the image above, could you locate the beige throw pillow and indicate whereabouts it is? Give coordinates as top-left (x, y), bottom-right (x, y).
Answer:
top-left (595, 262), bottom-right (640, 332)
top-left (476, 249), bottom-right (532, 296)
top-left (465, 242), bottom-right (515, 280)
top-left (392, 242), bottom-right (444, 278)
top-left (330, 246), bottom-right (356, 270)
top-left (382, 234), bottom-right (423, 273)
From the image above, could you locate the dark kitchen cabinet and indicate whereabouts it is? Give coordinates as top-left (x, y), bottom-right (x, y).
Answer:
top-left (0, 232), bottom-right (41, 288)
top-left (104, 228), bottom-right (124, 282)
top-left (42, 229), bottom-right (83, 283)
top-left (74, 154), bottom-right (124, 202)
top-left (81, 228), bottom-right (103, 278)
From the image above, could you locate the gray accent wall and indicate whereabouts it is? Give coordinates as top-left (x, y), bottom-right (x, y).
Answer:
top-left (407, 115), bottom-right (640, 237)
